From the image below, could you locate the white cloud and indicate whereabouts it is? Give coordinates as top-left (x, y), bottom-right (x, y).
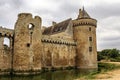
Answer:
top-left (80, 0), bottom-right (120, 7)
top-left (0, 0), bottom-right (120, 50)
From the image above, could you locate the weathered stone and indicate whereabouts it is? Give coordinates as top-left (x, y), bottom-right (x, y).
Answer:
top-left (13, 13), bottom-right (42, 74)
top-left (73, 8), bottom-right (97, 69)
top-left (0, 8), bottom-right (97, 75)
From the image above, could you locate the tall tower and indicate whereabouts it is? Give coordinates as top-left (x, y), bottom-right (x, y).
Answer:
top-left (73, 8), bottom-right (97, 69)
top-left (13, 13), bottom-right (42, 74)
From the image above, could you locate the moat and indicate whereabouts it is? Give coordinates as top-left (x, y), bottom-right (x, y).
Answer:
top-left (0, 70), bottom-right (93, 80)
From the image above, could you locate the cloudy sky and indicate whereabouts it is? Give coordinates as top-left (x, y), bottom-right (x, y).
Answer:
top-left (0, 0), bottom-right (120, 50)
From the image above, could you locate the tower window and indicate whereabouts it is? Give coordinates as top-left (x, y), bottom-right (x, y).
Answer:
top-left (89, 27), bottom-right (91, 31)
top-left (89, 37), bottom-right (92, 41)
top-left (28, 23), bottom-right (34, 30)
top-left (0, 33), bottom-right (2, 38)
top-left (89, 47), bottom-right (92, 52)
top-left (27, 43), bottom-right (30, 47)
top-left (3, 37), bottom-right (10, 47)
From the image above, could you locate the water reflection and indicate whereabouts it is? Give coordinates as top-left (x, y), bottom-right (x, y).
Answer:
top-left (0, 70), bottom-right (93, 80)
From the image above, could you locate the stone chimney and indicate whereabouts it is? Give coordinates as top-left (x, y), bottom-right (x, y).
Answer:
top-left (52, 21), bottom-right (57, 26)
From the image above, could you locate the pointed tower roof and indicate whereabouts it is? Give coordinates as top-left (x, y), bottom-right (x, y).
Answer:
top-left (77, 7), bottom-right (91, 19)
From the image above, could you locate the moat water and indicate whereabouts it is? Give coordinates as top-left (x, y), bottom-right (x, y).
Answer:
top-left (0, 70), bottom-right (94, 80)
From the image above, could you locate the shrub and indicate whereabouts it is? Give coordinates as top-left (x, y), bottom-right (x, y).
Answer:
top-left (97, 48), bottom-right (120, 61)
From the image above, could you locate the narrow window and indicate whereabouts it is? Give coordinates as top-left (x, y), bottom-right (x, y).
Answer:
top-left (89, 37), bottom-right (92, 41)
top-left (0, 33), bottom-right (2, 38)
top-left (28, 24), bottom-right (34, 30)
top-left (89, 47), bottom-right (92, 52)
top-left (27, 43), bottom-right (30, 47)
top-left (89, 27), bottom-right (91, 31)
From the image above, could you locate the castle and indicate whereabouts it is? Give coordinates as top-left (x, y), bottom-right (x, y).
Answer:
top-left (0, 8), bottom-right (97, 75)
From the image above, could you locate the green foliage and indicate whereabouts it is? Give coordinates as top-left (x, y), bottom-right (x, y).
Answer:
top-left (85, 62), bottom-right (120, 79)
top-left (97, 51), bottom-right (106, 61)
top-left (110, 57), bottom-right (120, 62)
top-left (97, 48), bottom-right (120, 61)
top-left (108, 49), bottom-right (120, 58)
top-left (98, 62), bottom-right (120, 72)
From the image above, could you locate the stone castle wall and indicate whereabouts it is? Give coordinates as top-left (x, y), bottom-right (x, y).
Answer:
top-left (0, 27), bottom-right (77, 74)
top-left (0, 10), bottom-right (98, 75)
top-left (41, 36), bottom-right (76, 69)
top-left (0, 27), bottom-right (13, 74)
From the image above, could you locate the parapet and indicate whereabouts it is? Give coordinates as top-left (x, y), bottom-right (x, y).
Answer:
top-left (17, 13), bottom-right (41, 21)
top-left (0, 27), bottom-right (14, 37)
top-left (42, 36), bottom-right (76, 46)
top-left (73, 18), bottom-right (97, 27)
top-left (18, 13), bottom-right (32, 19)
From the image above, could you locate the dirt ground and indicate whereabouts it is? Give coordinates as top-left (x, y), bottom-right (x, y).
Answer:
top-left (94, 69), bottom-right (120, 80)
top-left (94, 62), bottom-right (120, 80)
top-left (76, 62), bottom-right (120, 80)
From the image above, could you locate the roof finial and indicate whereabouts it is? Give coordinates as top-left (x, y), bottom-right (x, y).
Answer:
top-left (77, 6), bottom-right (91, 19)
top-left (83, 6), bottom-right (85, 11)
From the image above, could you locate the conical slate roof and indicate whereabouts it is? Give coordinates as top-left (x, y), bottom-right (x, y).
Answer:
top-left (77, 7), bottom-right (91, 19)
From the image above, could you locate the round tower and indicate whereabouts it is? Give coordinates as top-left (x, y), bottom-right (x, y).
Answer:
top-left (13, 13), bottom-right (43, 74)
top-left (73, 8), bottom-right (97, 69)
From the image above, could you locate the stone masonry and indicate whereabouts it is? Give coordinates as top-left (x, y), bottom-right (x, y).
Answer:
top-left (0, 8), bottom-right (97, 75)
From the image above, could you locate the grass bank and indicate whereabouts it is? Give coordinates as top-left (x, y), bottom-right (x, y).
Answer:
top-left (84, 62), bottom-right (120, 79)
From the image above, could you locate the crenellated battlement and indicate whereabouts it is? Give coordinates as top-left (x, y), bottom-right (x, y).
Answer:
top-left (42, 36), bottom-right (76, 46)
top-left (0, 27), bottom-right (14, 37)
top-left (18, 13), bottom-right (32, 19)
top-left (73, 18), bottom-right (97, 27)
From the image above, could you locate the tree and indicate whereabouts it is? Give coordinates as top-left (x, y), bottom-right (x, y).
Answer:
top-left (97, 49), bottom-right (120, 61)
top-left (108, 49), bottom-right (120, 58)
